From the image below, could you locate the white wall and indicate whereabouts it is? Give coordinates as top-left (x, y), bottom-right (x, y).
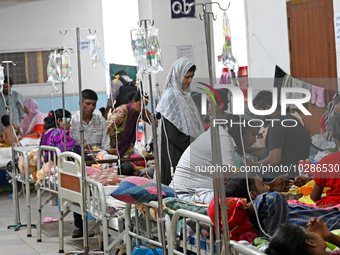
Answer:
top-left (150, 0), bottom-right (212, 89)
top-left (0, 0), bottom-right (106, 98)
top-left (245, 0), bottom-right (290, 82)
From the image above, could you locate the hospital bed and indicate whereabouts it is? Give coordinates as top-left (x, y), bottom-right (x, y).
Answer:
top-left (35, 145), bottom-right (61, 243)
top-left (38, 149), bottom-right (264, 255)
top-left (57, 151), bottom-right (128, 254)
top-left (6, 146), bottom-right (39, 237)
top-left (123, 200), bottom-right (266, 255)
top-left (169, 209), bottom-right (266, 255)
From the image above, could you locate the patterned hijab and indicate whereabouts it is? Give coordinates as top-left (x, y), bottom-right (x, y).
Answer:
top-left (156, 57), bottom-right (204, 138)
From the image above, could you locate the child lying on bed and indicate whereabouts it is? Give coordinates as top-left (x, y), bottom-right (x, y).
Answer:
top-left (224, 172), bottom-right (340, 236)
top-left (120, 161), bottom-right (154, 179)
top-left (266, 218), bottom-right (340, 255)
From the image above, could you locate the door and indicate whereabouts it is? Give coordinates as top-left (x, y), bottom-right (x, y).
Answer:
top-left (287, 0), bottom-right (337, 135)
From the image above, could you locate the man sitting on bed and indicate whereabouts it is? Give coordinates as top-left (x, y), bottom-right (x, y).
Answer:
top-left (69, 89), bottom-right (112, 238)
top-left (224, 172), bottom-right (340, 237)
top-left (70, 89), bottom-right (113, 154)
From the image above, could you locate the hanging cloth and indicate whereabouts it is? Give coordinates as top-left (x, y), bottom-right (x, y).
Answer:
top-left (324, 90), bottom-right (340, 141)
top-left (311, 85), bottom-right (326, 108)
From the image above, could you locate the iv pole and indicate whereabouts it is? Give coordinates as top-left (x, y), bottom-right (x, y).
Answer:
top-left (5, 61), bottom-right (35, 234)
top-left (182, 3), bottom-right (232, 255)
top-left (60, 27), bottom-right (102, 255)
top-left (138, 19), bottom-right (167, 255)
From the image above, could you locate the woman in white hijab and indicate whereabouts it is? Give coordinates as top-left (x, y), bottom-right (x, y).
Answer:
top-left (156, 57), bottom-right (204, 185)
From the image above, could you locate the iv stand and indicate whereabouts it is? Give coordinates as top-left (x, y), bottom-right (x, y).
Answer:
top-left (60, 27), bottom-right (102, 255)
top-left (182, 3), bottom-right (232, 255)
top-left (5, 61), bottom-right (35, 234)
top-left (138, 19), bottom-right (167, 255)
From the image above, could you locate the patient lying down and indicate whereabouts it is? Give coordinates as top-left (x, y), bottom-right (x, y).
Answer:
top-left (218, 172), bottom-right (340, 239)
top-left (266, 218), bottom-right (340, 255)
top-left (120, 161), bottom-right (155, 179)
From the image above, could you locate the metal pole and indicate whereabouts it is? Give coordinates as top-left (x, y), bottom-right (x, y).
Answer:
top-left (59, 47), bottom-right (67, 152)
top-left (6, 63), bottom-right (19, 226)
top-left (143, 20), bottom-right (167, 255)
top-left (76, 27), bottom-right (90, 253)
top-left (201, 4), bottom-right (232, 255)
top-left (61, 79), bottom-right (67, 152)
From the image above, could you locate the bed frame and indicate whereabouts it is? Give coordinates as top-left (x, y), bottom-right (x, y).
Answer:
top-left (30, 148), bottom-right (266, 255)
top-left (36, 145), bottom-right (61, 243)
top-left (169, 208), bottom-right (266, 255)
top-left (123, 203), bottom-right (266, 255)
top-left (58, 151), bottom-right (126, 254)
top-left (8, 146), bottom-right (38, 237)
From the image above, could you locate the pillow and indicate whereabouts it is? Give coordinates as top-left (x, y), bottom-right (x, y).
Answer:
top-left (110, 176), bottom-right (176, 204)
top-left (87, 167), bottom-right (127, 186)
top-left (86, 166), bottom-right (102, 176)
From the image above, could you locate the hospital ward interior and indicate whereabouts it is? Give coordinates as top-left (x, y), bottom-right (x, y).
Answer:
top-left (1, 0), bottom-right (340, 255)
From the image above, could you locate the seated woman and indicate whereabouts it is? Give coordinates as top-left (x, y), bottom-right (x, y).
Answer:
top-left (266, 218), bottom-right (340, 255)
top-left (13, 99), bottom-right (45, 140)
top-left (107, 90), bottom-right (151, 157)
top-left (40, 109), bottom-right (80, 156)
top-left (310, 113), bottom-right (340, 206)
top-left (40, 108), bottom-right (97, 239)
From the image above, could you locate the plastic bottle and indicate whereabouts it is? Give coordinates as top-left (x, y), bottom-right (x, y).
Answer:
top-left (146, 27), bottom-right (163, 73)
top-left (137, 123), bottom-right (144, 142)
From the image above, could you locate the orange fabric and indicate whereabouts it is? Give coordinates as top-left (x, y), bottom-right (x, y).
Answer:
top-left (20, 124), bottom-right (45, 140)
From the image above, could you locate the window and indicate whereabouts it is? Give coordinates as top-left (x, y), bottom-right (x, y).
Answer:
top-left (0, 50), bottom-right (50, 85)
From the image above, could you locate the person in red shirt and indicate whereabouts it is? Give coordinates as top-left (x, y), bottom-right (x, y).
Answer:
top-left (311, 113), bottom-right (340, 206)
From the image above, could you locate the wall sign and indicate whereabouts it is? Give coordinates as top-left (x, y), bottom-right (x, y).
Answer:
top-left (171, 0), bottom-right (195, 19)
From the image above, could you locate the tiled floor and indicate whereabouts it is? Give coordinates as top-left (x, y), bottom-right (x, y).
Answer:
top-left (0, 188), bottom-right (107, 255)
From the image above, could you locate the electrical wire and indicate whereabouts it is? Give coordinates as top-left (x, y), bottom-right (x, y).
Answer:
top-left (238, 114), bottom-right (271, 238)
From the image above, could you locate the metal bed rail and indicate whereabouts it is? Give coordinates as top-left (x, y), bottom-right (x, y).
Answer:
top-left (86, 177), bottom-right (126, 255)
top-left (124, 201), bottom-right (172, 255)
top-left (35, 145), bottom-right (61, 242)
top-left (9, 146), bottom-right (38, 236)
top-left (169, 208), bottom-right (266, 255)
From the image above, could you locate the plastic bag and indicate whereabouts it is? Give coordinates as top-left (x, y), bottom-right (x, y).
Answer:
top-left (61, 50), bottom-right (72, 82)
top-left (146, 26), bottom-right (163, 73)
top-left (130, 27), bottom-right (146, 58)
top-left (47, 51), bottom-right (61, 84)
top-left (221, 11), bottom-right (239, 80)
top-left (87, 34), bottom-right (98, 68)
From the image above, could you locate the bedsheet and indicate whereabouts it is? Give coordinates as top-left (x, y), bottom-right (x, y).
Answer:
top-left (0, 146), bottom-right (37, 168)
